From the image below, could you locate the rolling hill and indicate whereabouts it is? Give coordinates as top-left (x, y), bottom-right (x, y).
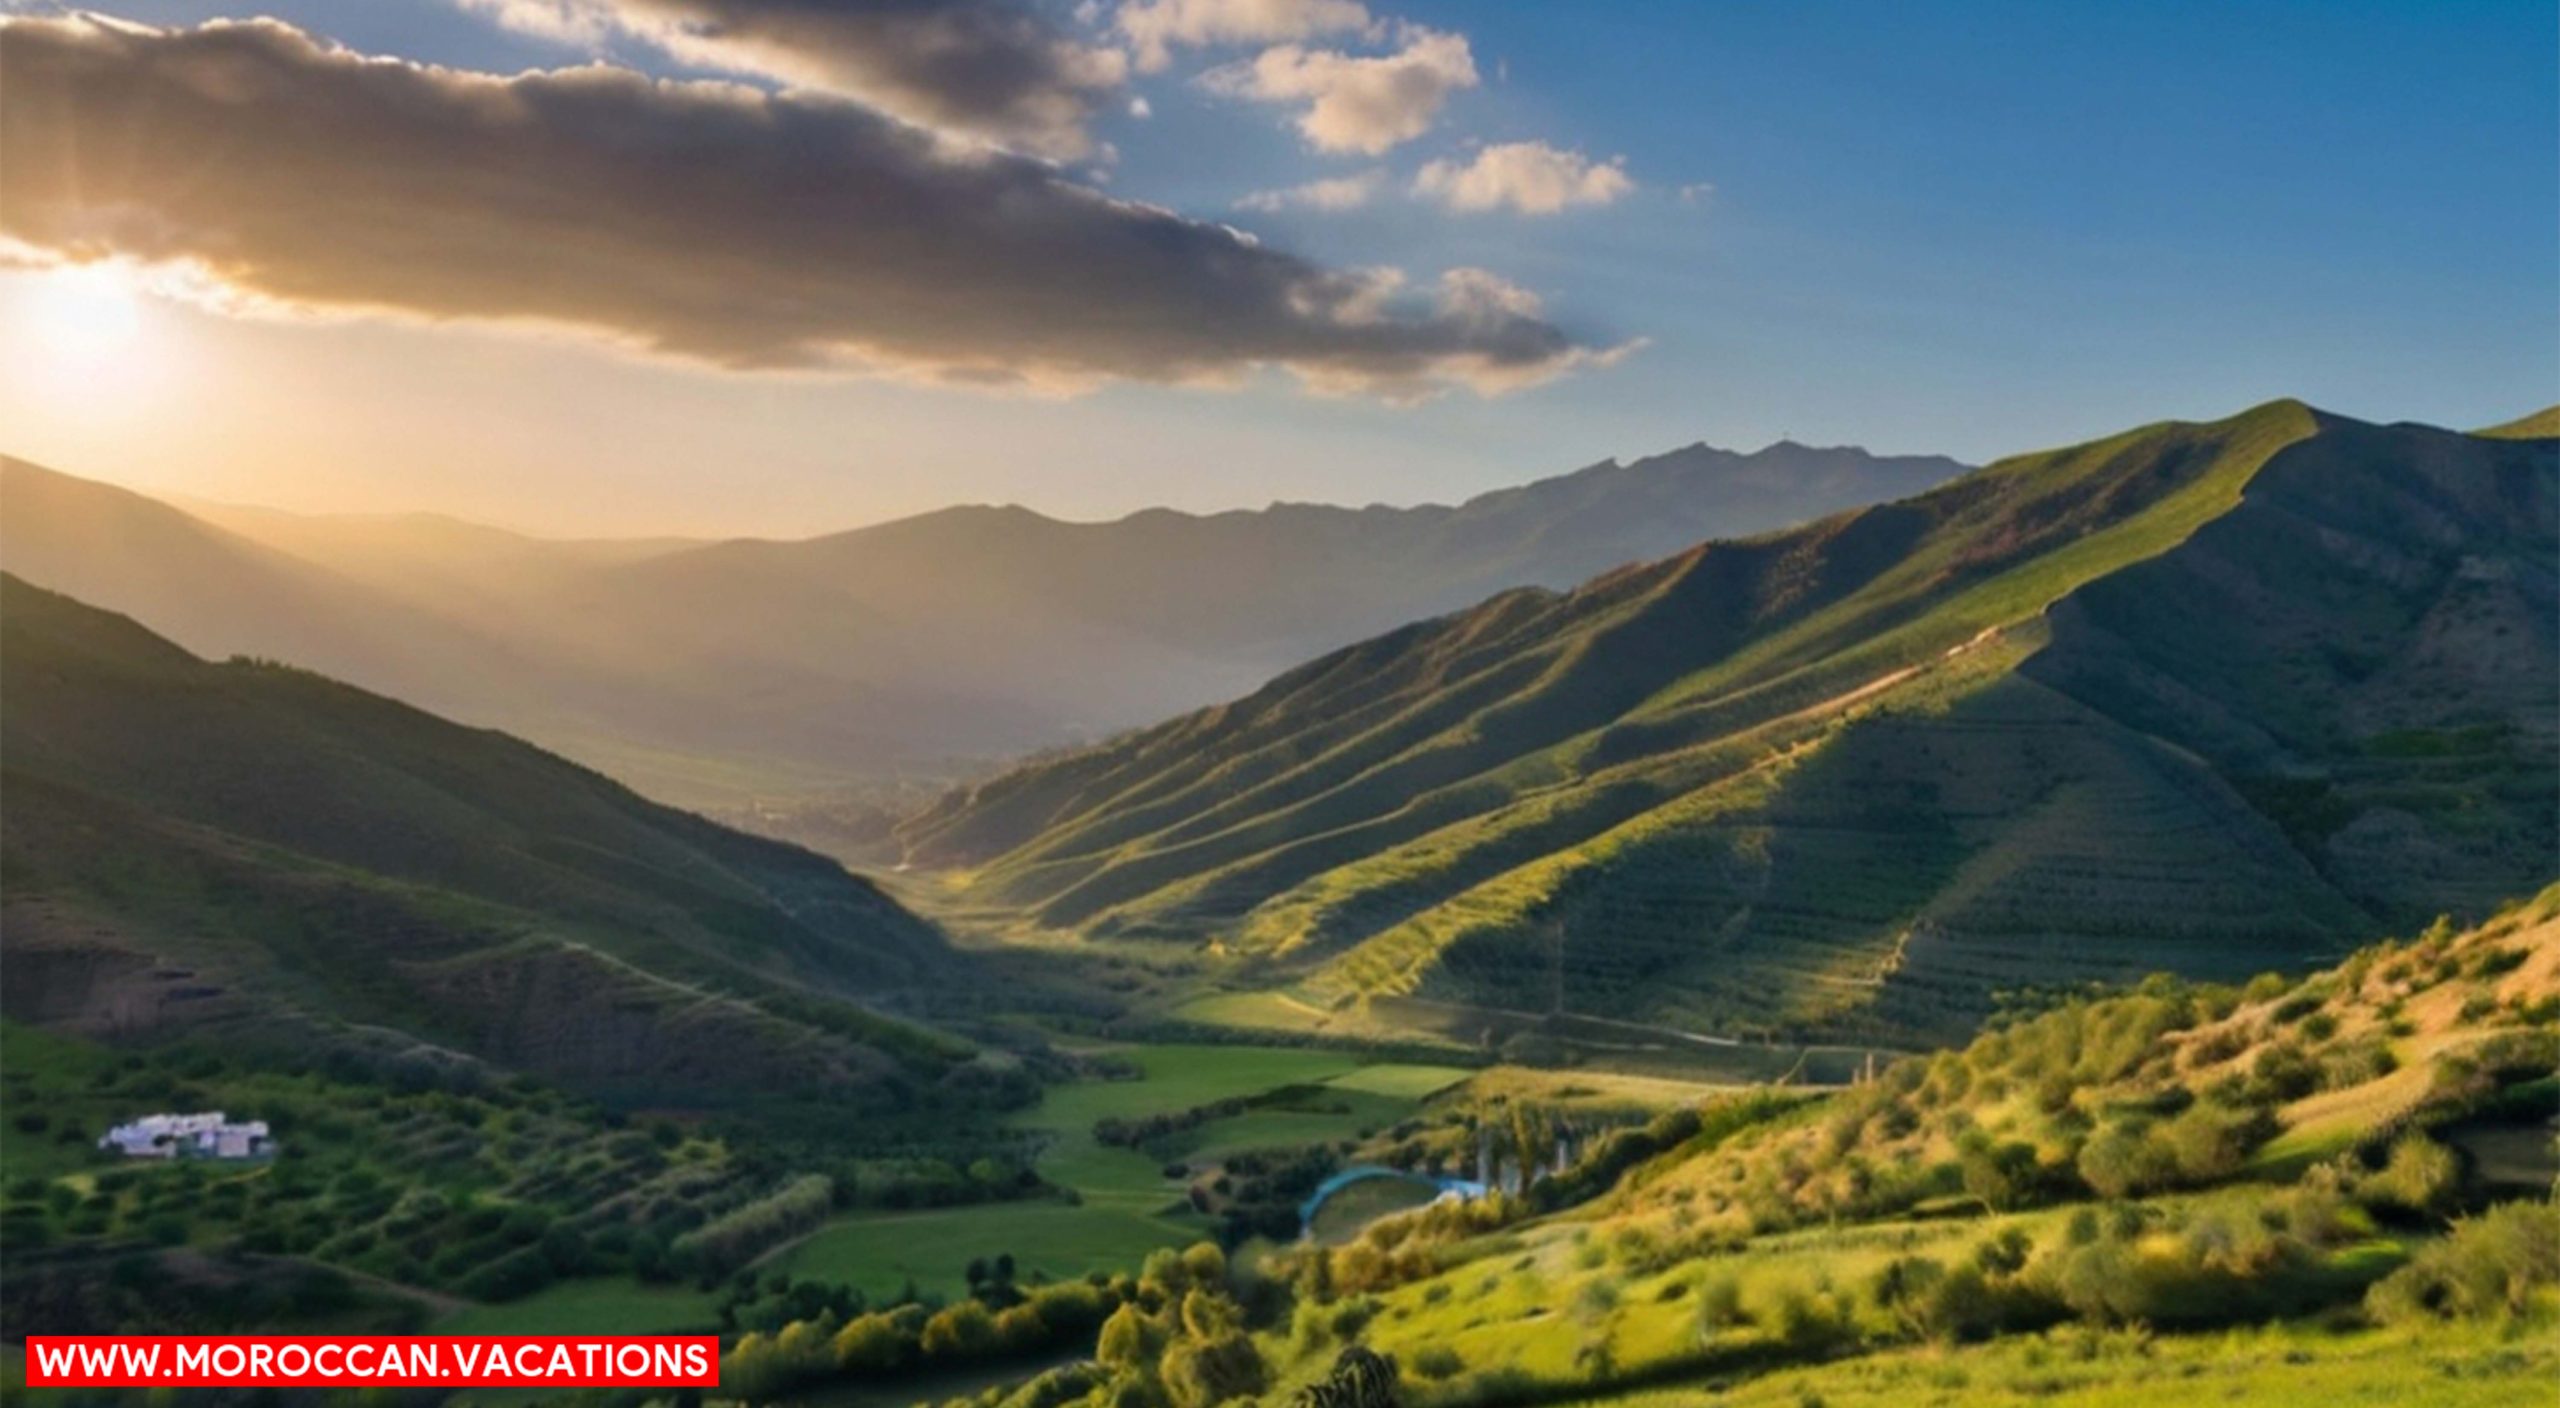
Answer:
top-left (0, 575), bottom-right (976, 1109)
top-left (724, 887), bottom-right (2560, 1408)
top-left (900, 402), bottom-right (2559, 1044)
top-left (2, 441), bottom-right (1964, 807)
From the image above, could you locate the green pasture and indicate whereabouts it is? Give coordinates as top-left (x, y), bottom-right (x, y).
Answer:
top-left (765, 1201), bottom-right (1205, 1302)
top-left (434, 1278), bottom-right (720, 1335)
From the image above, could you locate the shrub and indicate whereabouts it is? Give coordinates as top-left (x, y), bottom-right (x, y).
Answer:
top-left (1410, 1344), bottom-right (1465, 1380)
top-left (2076, 1121), bottom-right (2169, 1200)
top-left (2361, 1133), bottom-right (2458, 1217)
top-left (671, 1175), bottom-right (832, 1278)
top-left (1751, 1278), bottom-right (1849, 1351)
top-left (921, 1300), bottom-right (998, 1360)
top-left (1159, 1330), bottom-right (1263, 1408)
top-left (2367, 1201), bottom-right (2560, 1323)
top-left (1695, 1272), bottom-right (1746, 1336)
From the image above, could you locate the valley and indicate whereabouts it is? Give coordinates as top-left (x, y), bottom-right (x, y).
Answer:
top-left (0, 439), bottom-right (1963, 813)
top-left (3, 5), bottom-right (2551, 1404)
top-left (0, 402), bottom-right (2551, 1408)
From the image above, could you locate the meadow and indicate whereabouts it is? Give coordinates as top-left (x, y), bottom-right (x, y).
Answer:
top-left (433, 1278), bottom-right (721, 1335)
top-left (765, 1202), bottom-right (1201, 1302)
top-left (759, 1046), bottom-right (1479, 1301)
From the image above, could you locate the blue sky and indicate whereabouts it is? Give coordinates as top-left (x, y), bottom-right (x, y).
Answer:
top-left (2, 0), bottom-right (2551, 534)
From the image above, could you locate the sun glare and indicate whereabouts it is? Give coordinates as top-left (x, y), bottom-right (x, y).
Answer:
top-left (21, 262), bottom-right (146, 371)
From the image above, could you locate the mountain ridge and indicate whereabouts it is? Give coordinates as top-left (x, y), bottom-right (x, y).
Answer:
top-left (0, 574), bottom-right (981, 1109)
top-left (2, 438), bottom-right (1966, 805)
top-left (901, 401), bottom-right (2558, 1044)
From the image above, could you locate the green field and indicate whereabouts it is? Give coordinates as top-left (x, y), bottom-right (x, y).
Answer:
top-left (1009, 1043), bottom-right (1365, 1210)
top-left (754, 1043), bottom-right (1466, 1300)
top-left (1319, 1063), bottom-right (1473, 1099)
top-left (434, 1279), bottom-right (720, 1335)
top-left (1566, 1313), bottom-right (2555, 1408)
top-left (1018, 1045), bottom-right (1365, 1132)
top-left (1161, 1095), bottom-right (1404, 1166)
top-left (778, 1043), bottom-right (1471, 1297)
top-left (765, 1202), bottom-right (1203, 1302)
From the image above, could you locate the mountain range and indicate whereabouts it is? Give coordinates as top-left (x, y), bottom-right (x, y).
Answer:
top-left (0, 442), bottom-right (1965, 809)
top-left (0, 575), bottom-right (973, 1109)
top-left (902, 402), bottom-right (2559, 1045)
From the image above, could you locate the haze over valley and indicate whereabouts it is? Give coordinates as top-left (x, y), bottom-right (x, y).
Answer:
top-left (1, 439), bottom-right (1963, 809)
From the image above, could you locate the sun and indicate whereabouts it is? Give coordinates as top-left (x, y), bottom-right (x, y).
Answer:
top-left (21, 262), bottom-right (146, 371)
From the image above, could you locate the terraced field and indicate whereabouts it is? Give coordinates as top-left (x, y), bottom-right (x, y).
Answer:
top-left (905, 405), bottom-right (2557, 1043)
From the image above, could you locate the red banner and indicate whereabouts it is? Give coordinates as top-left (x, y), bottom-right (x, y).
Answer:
top-left (23, 1336), bottom-right (720, 1387)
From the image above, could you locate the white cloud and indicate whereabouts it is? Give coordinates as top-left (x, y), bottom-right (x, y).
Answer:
top-left (1116, 0), bottom-right (1374, 73)
top-left (1415, 141), bottom-right (1634, 215)
top-left (3, 15), bottom-right (1616, 400)
top-left (1202, 25), bottom-right (1475, 155)
top-left (1236, 168), bottom-right (1387, 211)
top-left (1129, 95), bottom-right (1153, 117)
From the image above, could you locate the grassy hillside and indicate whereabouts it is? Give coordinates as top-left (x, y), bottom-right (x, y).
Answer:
top-left (0, 574), bottom-right (985, 1110)
top-left (2474, 404), bottom-right (2559, 439)
top-left (903, 404), bottom-right (2558, 1043)
top-left (726, 891), bottom-right (2560, 1408)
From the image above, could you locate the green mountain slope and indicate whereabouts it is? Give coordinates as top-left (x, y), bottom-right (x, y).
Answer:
top-left (723, 891), bottom-right (2560, 1408)
top-left (902, 404), bottom-right (2558, 1042)
top-left (2474, 404), bottom-right (2559, 439)
top-left (0, 575), bottom-right (973, 1107)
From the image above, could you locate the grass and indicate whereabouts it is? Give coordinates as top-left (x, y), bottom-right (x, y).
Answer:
top-left (1162, 1092), bottom-right (1407, 1165)
top-left (764, 1202), bottom-right (1205, 1302)
top-left (1305, 1174), bottom-right (1442, 1245)
top-left (434, 1278), bottom-right (721, 1335)
top-left (1563, 1311), bottom-right (2558, 1408)
top-left (1008, 1044), bottom-right (1367, 1212)
top-left (1020, 1045), bottom-right (1366, 1129)
top-left (1556, 1320), bottom-right (2560, 1408)
top-left (769, 1042), bottom-right (1470, 1291)
top-left (1322, 1064), bottom-right (1474, 1099)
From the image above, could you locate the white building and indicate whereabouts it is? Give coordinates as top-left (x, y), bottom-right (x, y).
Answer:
top-left (98, 1112), bottom-right (274, 1160)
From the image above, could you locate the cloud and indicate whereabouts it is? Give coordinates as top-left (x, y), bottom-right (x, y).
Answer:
top-left (1116, 0), bottom-right (1373, 73)
top-left (1236, 169), bottom-right (1387, 212)
top-left (1415, 141), bottom-right (1635, 214)
top-left (1, 16), bottom-right (1619, 398)
top-left (1203, 26), bottom-right (1474, 154)
top-left (459, 0), bottom-right (1126, 157)
top-left (1128, 95), bottom-right (1152, 117)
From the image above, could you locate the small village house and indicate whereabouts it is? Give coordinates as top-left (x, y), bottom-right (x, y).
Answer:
top-left (98, 1112), bottom-right (274, 1160)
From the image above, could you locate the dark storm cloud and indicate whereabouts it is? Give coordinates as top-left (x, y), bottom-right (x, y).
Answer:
top-left (0, 16), bottom-right (1617, 396)
top-left (461, 0), bottom-right (1125, 158)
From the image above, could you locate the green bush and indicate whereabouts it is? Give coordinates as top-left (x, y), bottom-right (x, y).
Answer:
top-left (2360, 1133), bottom-right (2458, 1217)
top-left (2367, 1200), bottom-right (2560, 1323)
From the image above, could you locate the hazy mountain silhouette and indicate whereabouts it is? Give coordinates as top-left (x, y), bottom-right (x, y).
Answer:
top-left (2, 441), bottom-right (1963, 805)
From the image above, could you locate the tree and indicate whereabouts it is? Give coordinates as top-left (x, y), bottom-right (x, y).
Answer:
top-left (2076, 1121), bottom-right (2157, 1200)
top-left (1096, 1303), bottom-right (1160, 1372)
top-left (2367, 1132), bottom-right (2459, 1216)
top-left (920, 1300), bottom-right (997, 1360)
top-left (1959, 1135), bottom-right (2037, 1211)
top-left (831, 1314), bottom-right (907, 1372)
